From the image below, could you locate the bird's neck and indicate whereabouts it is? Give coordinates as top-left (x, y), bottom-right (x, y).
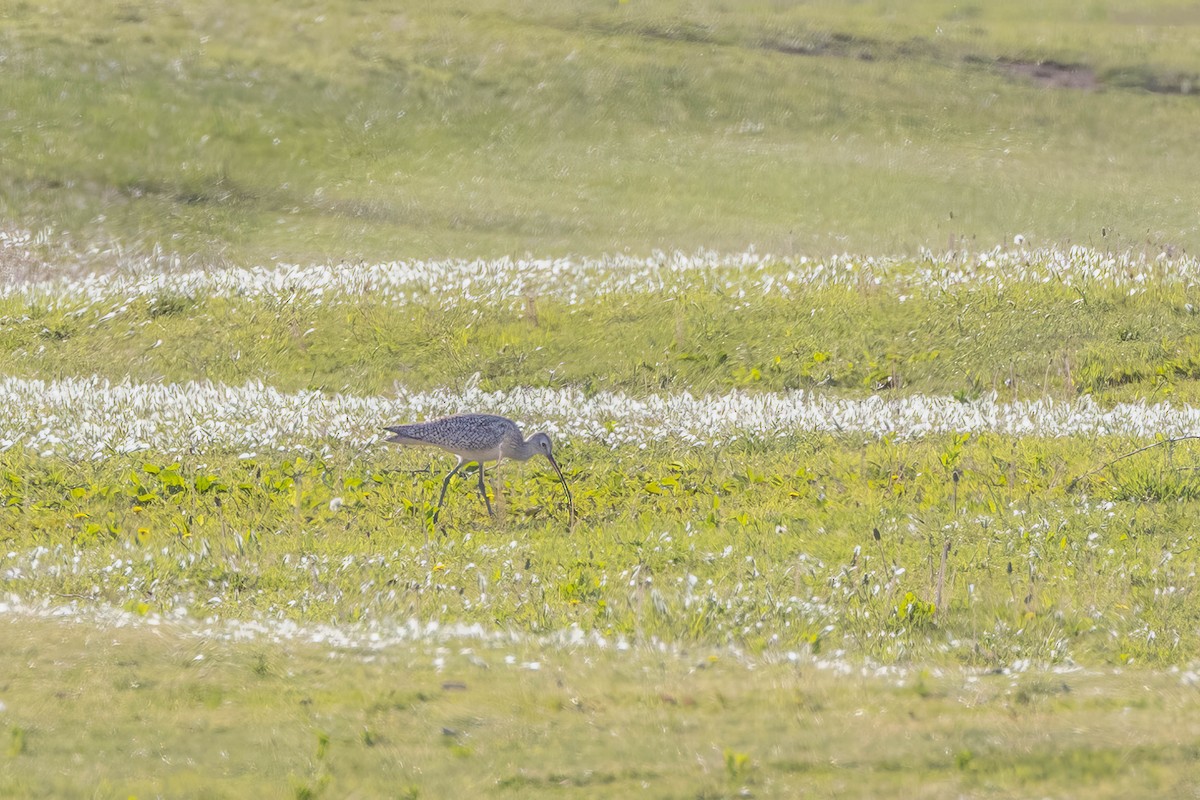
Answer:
top-left (511, 436), bottom-right (537, 462)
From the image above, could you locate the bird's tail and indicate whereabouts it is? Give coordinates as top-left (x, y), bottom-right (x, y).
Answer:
top-left (382, 425), bottom-right (424, 445)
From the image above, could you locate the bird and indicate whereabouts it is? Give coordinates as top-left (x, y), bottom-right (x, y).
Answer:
top-left (383, 413), bottom-right (575, 525)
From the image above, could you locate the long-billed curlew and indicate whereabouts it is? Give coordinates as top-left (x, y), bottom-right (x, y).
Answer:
top-left (383, 413), bottom-right (575, 524)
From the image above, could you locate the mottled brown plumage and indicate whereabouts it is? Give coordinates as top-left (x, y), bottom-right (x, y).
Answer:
top-left (384, 413), bottom-right (574, 524)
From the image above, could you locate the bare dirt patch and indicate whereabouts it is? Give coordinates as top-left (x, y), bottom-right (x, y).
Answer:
top-left (997, 59), bottom-right (1098, 90)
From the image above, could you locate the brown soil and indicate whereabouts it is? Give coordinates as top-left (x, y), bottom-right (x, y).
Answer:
top-left (996, 59), bottom-right (1099, 90)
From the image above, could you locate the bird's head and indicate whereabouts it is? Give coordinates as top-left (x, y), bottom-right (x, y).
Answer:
top-left (528, 432), bottom-right (555, 460)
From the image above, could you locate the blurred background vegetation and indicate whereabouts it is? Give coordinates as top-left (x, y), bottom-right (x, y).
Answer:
top-left (2, 0), bottom-right (1198, 265)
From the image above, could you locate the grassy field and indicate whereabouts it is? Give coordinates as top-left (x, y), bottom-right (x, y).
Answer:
top-left (2, 0), bottom-right (1200, 263)
top-left (5, 1), bottom-right (1200, 797)
top-left (4, 252), bottom-right (1200, 402)
top-left (4, 429), bottom-right (1200, 666)
top-left (4, 256), bottom-right (1200, 792)
top-left (3, 616), bottom-right (1200, 798)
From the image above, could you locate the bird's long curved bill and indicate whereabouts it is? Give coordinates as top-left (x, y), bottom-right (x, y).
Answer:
top-left (547, 455), bottom-right (576, 524)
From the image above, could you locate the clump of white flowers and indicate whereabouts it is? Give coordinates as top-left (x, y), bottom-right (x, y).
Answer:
top-left (2, 242), bottom-right (1197, 313)
top-left (0, 375), bottom-right (1196, 459)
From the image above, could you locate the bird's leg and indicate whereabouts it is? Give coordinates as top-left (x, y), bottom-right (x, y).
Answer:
top-left (492, 447), bottom-right (505, 518)
top-left (476, 461), bottom-right (494, 516)
top-left (433, 458), bottom-right (468, 524)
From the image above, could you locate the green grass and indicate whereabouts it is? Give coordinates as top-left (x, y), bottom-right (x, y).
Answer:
top-left (2, 0), bottom-right (1200, 262)
top-left (7, 1), bottom-right (1200, 793)
top-left (11, 272), bottom-right (1200, 797)
top-left (5, 431), bottom-right (1200, 666)
top-left (3, 616), bottom-right (1200, 798)
top-left (5, 270), bottom-right (1200, 403)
